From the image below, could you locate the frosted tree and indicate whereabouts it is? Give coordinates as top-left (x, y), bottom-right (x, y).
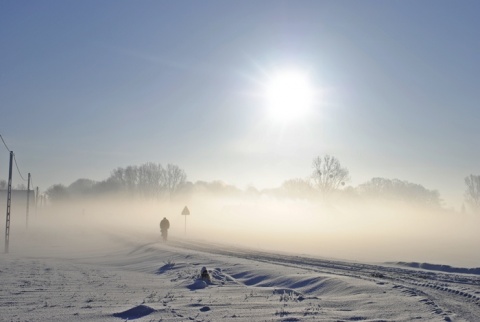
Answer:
top-left (311, 154), bottom-right (350, 194)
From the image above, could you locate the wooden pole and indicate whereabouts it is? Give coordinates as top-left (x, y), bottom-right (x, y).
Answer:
top-left (5, 151), bottom-right (13, 253)
top-left (26, 173), bottom-right (30, 229)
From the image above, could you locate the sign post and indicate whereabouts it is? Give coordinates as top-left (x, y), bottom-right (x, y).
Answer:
top-left (181, 206), bottom-right (190, 235)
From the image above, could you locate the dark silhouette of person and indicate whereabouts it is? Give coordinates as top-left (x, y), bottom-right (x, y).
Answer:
top-left (160, 217), bottom-right (170, 241)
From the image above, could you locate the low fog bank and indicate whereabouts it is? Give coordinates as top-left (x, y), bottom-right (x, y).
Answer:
top-left (183, 194), bottom-right (479, 268)
top-left (4, 193), bottom-right (479, 268)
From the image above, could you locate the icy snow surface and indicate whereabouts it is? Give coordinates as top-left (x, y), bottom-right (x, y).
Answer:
top-left (1, 228), bottom-right (480, 322)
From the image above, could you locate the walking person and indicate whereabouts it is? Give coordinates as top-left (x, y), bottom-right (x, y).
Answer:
top-left (160, 217), bottom-right (170, 242)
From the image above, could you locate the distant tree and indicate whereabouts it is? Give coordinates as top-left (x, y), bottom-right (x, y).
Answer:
top-left (109, 167), bottom-right (127, 187)
top-left (311, 154), bottom-right (350, 194)
top-left (124, 165), bottom-right (139, 194)
top-left (464, 174), bottom-right (480, 212)
top-left (137, 162), bottom-right (165, 197)
top-left (104, 165), bottom-right (139, 195)
top-left (357, 177), bottom-right (441, 207)
top-left (68, 178), bottom-right (96, 197)
top-left (0, 179), bottom-right (7, 189)
top-left (107, 163), bottom-right (173, 198)
top-left (165, 164), bottom-right (187, 198)
top-left (282, 178), bottom-right (314, 199)
top-left (92, 178), bottom-right (122, 195)
top-left (46, 162), bottom-right (187, 200)
top-left (46, 184), bottom-right (69, 203)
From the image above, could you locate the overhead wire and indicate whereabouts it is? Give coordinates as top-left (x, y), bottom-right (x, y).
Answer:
top-left (1, 134), bottom-right (28, 182)
top-left (13, 153), bottom-right (27, 181)
top-left (0, 134), bottom-right (11, 152)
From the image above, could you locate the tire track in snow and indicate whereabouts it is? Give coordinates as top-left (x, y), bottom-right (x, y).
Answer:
top-left (169, 239), bottom-right (480, 321)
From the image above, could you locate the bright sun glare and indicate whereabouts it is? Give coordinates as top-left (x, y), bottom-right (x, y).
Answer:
top-left (264, 69), bottom-right (314, 122)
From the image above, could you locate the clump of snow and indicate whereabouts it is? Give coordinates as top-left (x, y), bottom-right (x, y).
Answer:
top-left (188, 279), bottom-right (208, 290)
top-left (112, 304), bottom-right (155, 320)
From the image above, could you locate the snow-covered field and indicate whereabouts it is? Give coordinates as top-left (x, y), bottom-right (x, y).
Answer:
top-left (1, 214), bottom-right (480, 322)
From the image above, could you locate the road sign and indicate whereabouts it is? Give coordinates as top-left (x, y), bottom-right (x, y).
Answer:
top-left (181, 206), bottom-right (190, 234)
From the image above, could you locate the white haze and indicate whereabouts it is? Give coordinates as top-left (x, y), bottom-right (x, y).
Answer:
top-left (7, 193), bottom-right (479, 269)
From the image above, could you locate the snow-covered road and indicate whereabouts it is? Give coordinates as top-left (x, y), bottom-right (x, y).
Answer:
top-left (170, 239), bottom-right (480, 321)
top-left (1, 231), bottom-right (479, 321)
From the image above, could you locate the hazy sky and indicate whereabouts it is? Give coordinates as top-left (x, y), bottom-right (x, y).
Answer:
top-left (1, 1), bottom-right (479, 208)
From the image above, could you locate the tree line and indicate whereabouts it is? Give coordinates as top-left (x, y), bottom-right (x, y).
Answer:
top-left (296, 154), bottom-right (479, 213)
top-left (12, 155), bottom-right (478, 213)
top-left (280, 155), bottom-right (441, 207)
top-left (45, 163), bottom-right (186, 202)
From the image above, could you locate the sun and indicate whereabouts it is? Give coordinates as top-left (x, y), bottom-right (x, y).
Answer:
top-left (264, 69), bottom-right (314, 122)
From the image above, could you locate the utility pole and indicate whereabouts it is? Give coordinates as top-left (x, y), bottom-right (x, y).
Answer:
top-left (26, 173), bottom-right (31, 229)
top-left (5, 151), bottom-right (13, 253)
top-left (35, 186), bottom-right (39, 215)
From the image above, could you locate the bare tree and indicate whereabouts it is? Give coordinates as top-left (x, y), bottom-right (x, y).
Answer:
top-left (110, 167), bottom-right (127, 187)
top-left (107, 163), bottom-right (184, 198)
top-left (165, 164), bottom-right (187, 198)
top-left (311, 154), bottom-right (350, 194)
top-left (138, 162), bottom-right (165, 198)
top-left (124, 166), bottom-right (138, 194)
top-left (0, 179), bottom-right (7, 190)
top-left (464, 174), bottom-right (480, 212)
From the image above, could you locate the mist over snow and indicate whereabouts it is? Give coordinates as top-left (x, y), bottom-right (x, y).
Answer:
top-left (2, 195), bottom-right (480, 322)
top-left (7, 191), bottom-right (479, 268)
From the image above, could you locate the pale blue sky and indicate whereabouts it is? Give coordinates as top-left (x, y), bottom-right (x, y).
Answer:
top-left (1, 1), bottom-right (479, 208)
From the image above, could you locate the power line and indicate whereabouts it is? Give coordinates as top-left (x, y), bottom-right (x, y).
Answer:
top-left (0, 134), bottom-right (10, 152)
top-left (13, 153), bottom-right (27, 181)
top-left (0, 134), bottom-right (28, 182)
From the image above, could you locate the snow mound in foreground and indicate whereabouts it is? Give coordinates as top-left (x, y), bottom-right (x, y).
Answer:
top-left (188, 279), bottom-right (208, 290)
top-left (112, 304), bottom-right (155, 320)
